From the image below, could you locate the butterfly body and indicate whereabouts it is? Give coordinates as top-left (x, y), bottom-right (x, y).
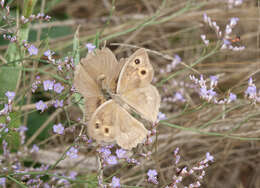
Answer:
top-left (74, 48), bottom-right (160, 150)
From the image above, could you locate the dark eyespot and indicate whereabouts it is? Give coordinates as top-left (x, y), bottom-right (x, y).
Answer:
top-left (140, 70), bottom-right (146, 75)
top-left (134, 59), bottom-right (140, 64)
top-left (95, 123), bottom-right (99, 129)
top-left (104, 128), bottom-right (109, 133)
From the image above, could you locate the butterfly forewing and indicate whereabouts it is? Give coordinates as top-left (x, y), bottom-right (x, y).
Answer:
top-left (116, 49), bottom-right (154, 94)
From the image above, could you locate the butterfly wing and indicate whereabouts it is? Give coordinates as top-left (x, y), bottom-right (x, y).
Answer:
top-left (121, 85), bottom-right (160, 123)
top-left (74, 63), bottom-right (106, 120)
top-left (116, 48), bottom-right (160, 122)
top-left (88, 100), bottom-right (148, 150)
top-left (116, 48), bottom-right (154, 94)
top-left (74, 47), bottom-right (125, 120)
top-left (80, 47), bottom-right (123, 92)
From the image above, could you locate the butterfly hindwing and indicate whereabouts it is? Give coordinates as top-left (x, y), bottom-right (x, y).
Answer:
top-left (88, 100), bottom-right (148, 149)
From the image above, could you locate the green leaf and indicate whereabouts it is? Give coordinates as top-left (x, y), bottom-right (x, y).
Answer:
top-left (26, 111), bottom-right (53, 142)
top-left (0, 66), bottom-right (21, 98)
top-left (0, 112), bottom-right (21, 152)
top-left (94, 31), bottom-right (100, 49)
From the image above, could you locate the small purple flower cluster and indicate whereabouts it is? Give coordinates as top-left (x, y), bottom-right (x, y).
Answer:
top-left (20, 13), bottom-right (51, 24)
top-left (86, 43), bottom-right (96, 53)
top-left (31, 76), bottom-right (41, 93)
top-left (245, 77), bottom-right (260, 103)
top-left (66, 146), bottom-right (78, 159)
top-left (34, 78), bottom-right (65, 112)
top-left (44, 50), bottom-right (55, 63)
top-left (200, 35), bottom-right (209, 46)
top-left (224, 0), bottom-right (243, 9)
top-left (53, 123), bottom-right (65, 135)
top-left (43, 80), bottom-right (64, 93)
top-left (0, 139), bottom-right (46, 187)
top-left (1, 0), bottom-right (10, 19)
top-left (190, 75), bottom-right (237, 104)
top-left (157, 111), bottom-right (167, 121)
top-left (203, 13), bottom-right (222, 39)
top-left (35, 100), bottom-right (48, 113)
top-left (165, 148), bottom-right (214, 188)
top-left (110, 176), bottom-right (121, 188)
top-left (202, 13), bottom-right (245, 51)
top-left (3, 34), bottom-right (17, 42)
top-left (145, 123), bottom-right (157, 145)
top-left (47, 171), bottom-right (77, 187)
top-left (0, 91), bottom-right (16, 137)
top-left (33, 77), bottom-right (65, 95)
top-left (163, 91), bottom-right (186, 103)
top-left (22, 41), bottom-right (39, 56)
top-left (30, 144), bottom-right (39, 153)
top-left (160, 55), bottom-right (182, 74)
top-left (147, 169), bottom-right (159, 184)
top-left (97, 145), bottom-right (141, 167)
top-left (17, 125), bottom-right (28, 144)
top-left (52, 99), bottom-right (64, 108)
top-left (44, 54), bottom-right (75, 72)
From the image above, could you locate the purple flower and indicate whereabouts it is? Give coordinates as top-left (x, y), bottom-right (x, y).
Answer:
top-left (28, 45), bottom-right (38, 56)
top-left (171, 54), bottom-right (181, 68)
top-left (66, 147), bottom-right (78, 159)
top-left (44, 50), bottom-right (55, 62)
top-left (230, 17), bottom-right (239, 27)
top-left (1, 0), bottom-right (5, 8)
top-left (43, 183), bottom-right (51, 188)
top-left (30, 144), bottom-right (39, 153)
top-left (44, 50), bottom-right (53, 57)
top-left (229, 93), bottom-right (237, 102)
top-left (43, 80), bottom-right (54, 91)
top-left (210, 75), bottom-right (218, 86)
top-left (248, 77), bottom-right (253, 85)
top-left (0, 178), bottom-right (6, 186)
top-left (53, 83), bottom-right (64, 94)
top-left (174, 92), bottom-right (185, 102)
top-left (68, 171), bottom-right (77, 180)
top-left (86, 43), bottom-right (96, 52)
top-left (147, 169), bottom-right (158, 184)
top-left (205, 152), bottom-right (214, 162)
top-left (53, 123), bottom-right (64, 135)
top-left (116, 149), bottom-right (127, 159)
top-left (98, 147), bottom-right (111, 158)
top-left (35, 100), bottom-right (47, 112)
top-left (157, 112), bottom-right (166, 121)
top-left (208, 89), bottom-right (217, 97)
top-left (110, 176), bottom-right (120, 188)
top-left (201, 34), bottom-right (209, 46)
top-left (106, 155), bottom-right (118, 165)
top-left (18, 125), bottom-right (28, 132)
top-left (200, 87), bottom-right (208, 97)
top-left (245, 85), bottom-right (256, 96)
top-left (5, 91), bottom-right (15, 101)
top-left (53, 99), bottom-right (64, 108)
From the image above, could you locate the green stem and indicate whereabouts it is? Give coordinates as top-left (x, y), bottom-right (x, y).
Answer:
top-left (161, 121), bottom-right (260, 141)
top-left (6, 175), bottom-right (28, 188)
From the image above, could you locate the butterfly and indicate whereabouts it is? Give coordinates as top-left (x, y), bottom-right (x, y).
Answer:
top-left (74, 48), bottom-right (160, 150)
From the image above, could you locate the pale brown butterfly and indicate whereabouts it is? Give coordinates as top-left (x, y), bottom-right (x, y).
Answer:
top-left (74, 48), bottom-right (160, 149)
